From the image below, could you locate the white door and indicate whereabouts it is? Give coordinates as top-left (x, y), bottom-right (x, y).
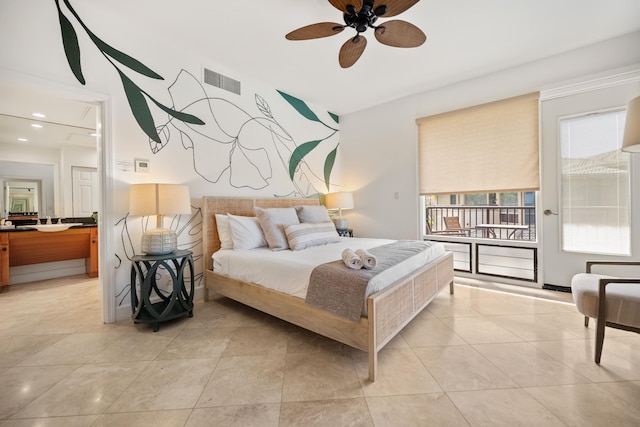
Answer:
top-left (540, 79), bottom-right (640, 288)
top-left (72, 166), bottom-right (98, 217)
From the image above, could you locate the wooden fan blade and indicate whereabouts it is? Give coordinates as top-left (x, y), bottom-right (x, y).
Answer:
top-left (328, 0), bottom-right (363, 14)
top-left (374, 20), bottom-right (426, 47)
top-left (286, 22), bottom-right (345, 40)
top-left (377, 0), bottom-right (420, 17)
top-left (339, 35), bottom-right (367, 68)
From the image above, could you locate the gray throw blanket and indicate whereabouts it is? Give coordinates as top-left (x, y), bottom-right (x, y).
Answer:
top-left (305, 241), bottom-right (434, 321)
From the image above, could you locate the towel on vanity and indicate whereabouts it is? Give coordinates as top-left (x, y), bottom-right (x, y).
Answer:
top-left (342, 248), bottom-right (363, 269)
top-left (355, 248), bottom-right (377, 269)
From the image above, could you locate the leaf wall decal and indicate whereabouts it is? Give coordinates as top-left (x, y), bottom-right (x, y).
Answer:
top-left (89, 33), bottom-right (164, 80)
top-left (329, 112), bottom-right (340, 124)
top-left (146, 93), bottom-right (205, 125)
top-left (289, 139), bottom-right (322, 179)
top-left (277, 90), bottom-right (321, 123)
top-left (117, 69), bottom-right (160, 143)
top-left (55, 1), bottom-right (85, 84)
top-left (324, 147), bottom-right (337, 192)
top-left (256, 94), bottom-right (273, 119)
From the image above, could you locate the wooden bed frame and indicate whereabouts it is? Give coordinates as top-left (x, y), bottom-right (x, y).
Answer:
top-left (202, 196), bottom-right (454, 381)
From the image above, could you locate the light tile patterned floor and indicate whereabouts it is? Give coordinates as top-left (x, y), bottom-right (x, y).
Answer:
top-left (1, 275), bottom-right (639, 426)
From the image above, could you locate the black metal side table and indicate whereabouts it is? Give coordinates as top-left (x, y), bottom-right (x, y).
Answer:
top-left (130, 249), bottom-right (194, 332)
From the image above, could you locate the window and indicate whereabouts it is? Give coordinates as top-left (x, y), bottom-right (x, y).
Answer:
top-left (424, 191), bottom-right (537, 241)
top-left (560, 109), bottom-right (629, 255)
top-left (417, 93), bottom-right (540, 195)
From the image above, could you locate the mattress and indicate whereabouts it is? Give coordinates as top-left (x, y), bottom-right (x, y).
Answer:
top-left (212, 237), bottom-right (446, 301)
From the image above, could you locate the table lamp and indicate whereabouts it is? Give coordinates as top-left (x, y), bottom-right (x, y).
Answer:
top-left (621, 95), bottom-right (640, 152)
top-left (326, 192), bottom-right (354, 231)
top-left (129, 183), bottom-right (191, 255)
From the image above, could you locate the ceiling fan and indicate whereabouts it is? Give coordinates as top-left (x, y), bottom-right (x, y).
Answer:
top-left (285, 0), bottom-right (426, 68)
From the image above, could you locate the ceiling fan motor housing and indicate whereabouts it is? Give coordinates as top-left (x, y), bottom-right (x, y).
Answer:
top-left (344, 1), bottom-right (386, 33)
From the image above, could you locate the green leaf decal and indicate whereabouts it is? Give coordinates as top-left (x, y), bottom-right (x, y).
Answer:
top-left (324, 147), bottom-right (337, 192)
top-left (329, 112), bottom-right (340, 124)
top-left (89, 34), bottom-right (163, 80)
top-left (278, 90), bottom-right (321, 123)
top-left (117, 70), bottom-right (160, 143)
top-left (289, 140), bottom-right (322, 180)
top-left (56, 3), bottom-right (85, 84)
top-left (146, 94), bottom-right (205, 125)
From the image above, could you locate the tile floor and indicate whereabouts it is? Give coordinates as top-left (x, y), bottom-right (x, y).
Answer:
top-left (1, 275), bottom-right (639, 426)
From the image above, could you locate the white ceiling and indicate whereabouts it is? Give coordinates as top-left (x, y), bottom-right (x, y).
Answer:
top-left (85, 0), bottom-right (640, 115)
top-left (0, 83), bottom-right (97, 149)
top-left (1, 0), bottom-right (639, 149)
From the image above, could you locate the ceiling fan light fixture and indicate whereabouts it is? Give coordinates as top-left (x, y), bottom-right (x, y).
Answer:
top-left (289, 0), bottom-right (425, 67)
top-left (374, 5), bottom-right (387, 16)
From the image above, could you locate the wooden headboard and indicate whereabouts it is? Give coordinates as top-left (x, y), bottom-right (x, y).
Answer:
top-left (202, 196), bottom-right (320, 270)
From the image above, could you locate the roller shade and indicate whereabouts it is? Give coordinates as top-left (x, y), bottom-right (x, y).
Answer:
top-left (417, 93), bottom-right (540, 195)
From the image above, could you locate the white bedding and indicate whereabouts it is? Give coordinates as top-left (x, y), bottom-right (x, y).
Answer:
top-left (212, 237), bottom-right (446, 301)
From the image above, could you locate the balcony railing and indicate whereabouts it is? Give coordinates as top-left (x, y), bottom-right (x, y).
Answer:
top-left (426, 206), bottom-right (536, 241)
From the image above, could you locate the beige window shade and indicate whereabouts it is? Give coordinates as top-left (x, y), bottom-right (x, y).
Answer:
top-left (417, 93), bottom-right (540, 195)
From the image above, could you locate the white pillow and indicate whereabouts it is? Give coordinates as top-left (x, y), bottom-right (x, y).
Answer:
top-left (295, 205), bottom-right (331, 223)
top-left (227, 214), bottom-right (267, 250)
top-left (285, 221), bottom-right (340, 251)
top-left (254, 207), bottom-right (300, 250)
top-left (215, 214), bottom-right (233, 250)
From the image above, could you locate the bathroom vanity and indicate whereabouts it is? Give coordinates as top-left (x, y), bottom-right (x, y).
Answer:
top-left (0, 225), bottom-right (98, 288)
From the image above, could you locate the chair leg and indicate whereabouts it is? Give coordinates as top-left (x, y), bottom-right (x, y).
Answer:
top-left (595, 317), bottom-right (605, 364)
top-left (584, 316), bottom-right (589, 327)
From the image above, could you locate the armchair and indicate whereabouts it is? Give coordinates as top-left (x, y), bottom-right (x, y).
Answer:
top-left (571, 261), bottom-right (640, 363)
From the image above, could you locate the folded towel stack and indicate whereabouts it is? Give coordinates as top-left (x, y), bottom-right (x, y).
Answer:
top-left (355, 248), bottom-right (377, 269)
top-left (342, 248), bottom-right (363, 269)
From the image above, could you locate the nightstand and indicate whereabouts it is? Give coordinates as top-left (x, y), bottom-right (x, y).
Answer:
top-left (130, 249), bottom-right (194, 332)
top-left (337, 228), bottom-right (353, 237)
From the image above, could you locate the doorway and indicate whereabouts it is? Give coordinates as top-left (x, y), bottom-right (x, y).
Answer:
top-left (72, 166), bottom-right (99, 217)
top-left (540, 77), bottom-right (640, 288)
top-left (0, 69), bottom-right (114, 322)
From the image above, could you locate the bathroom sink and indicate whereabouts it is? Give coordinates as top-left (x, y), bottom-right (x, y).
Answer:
top-left (19, 223), bottom-right (84, 232)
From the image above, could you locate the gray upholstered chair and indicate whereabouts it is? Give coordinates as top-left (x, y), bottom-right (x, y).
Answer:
top-left (571, 261), bottom-right (640, 363)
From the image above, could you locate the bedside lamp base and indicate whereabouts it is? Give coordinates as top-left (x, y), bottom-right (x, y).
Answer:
top-left (141, 228), bottom-right (177, 255)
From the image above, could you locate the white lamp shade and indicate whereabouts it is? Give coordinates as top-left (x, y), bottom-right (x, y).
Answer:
top-left (622, 95), bottom-right (640, 153)
top-left (129, 184), bottom-right (192, 216)
top-left (325, 192), bottom-right (354, 210)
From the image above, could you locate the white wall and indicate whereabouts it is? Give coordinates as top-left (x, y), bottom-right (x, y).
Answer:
top-left (0, 1), bottom-right (340, 321)
top-left (341, 31), bottom-right (640, 240)
top-left (340, 96), bottom-right (421, 240)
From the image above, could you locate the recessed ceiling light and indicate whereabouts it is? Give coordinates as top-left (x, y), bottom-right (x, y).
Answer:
top-left (89, 132), bottom-right (98, 137)
top-left (31, 123), bottom-right (43, 128)
top-left (17, 138), bottom-right (28, 142)
top-left (32, 112), bottom-right (46, 118)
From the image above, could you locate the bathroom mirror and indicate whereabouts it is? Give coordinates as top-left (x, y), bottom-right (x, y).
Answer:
top-left (5, 179), bottom-right (40, 216)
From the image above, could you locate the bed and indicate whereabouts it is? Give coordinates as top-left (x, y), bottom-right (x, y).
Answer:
top-left (202, 196), bottom-right (454, 381)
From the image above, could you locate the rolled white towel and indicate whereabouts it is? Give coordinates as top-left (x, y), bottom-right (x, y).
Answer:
top-left (355, 248), bottom-right (377, 269)
top-left (342, 248), bottom-right (363, 269)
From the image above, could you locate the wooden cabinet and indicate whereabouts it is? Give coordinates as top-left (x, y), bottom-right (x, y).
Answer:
top-left (1, 226), bottom-right (98, 288)
top-left (0, 233), bottom-right (8, 288)
top-left (85, 227), bottom-right (98, 278)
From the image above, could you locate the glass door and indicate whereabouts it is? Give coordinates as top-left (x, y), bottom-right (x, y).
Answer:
top-left (540, 80), bottom-right (640, 288)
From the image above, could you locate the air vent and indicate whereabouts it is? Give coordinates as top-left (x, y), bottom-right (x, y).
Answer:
top-left (203, 68), bottom-right (241, 95)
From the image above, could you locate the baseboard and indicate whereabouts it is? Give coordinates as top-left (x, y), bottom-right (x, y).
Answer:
top-left (9, 260), bottom-right (86, 285)
top-left (543, 284), bottom-right (572, 293)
